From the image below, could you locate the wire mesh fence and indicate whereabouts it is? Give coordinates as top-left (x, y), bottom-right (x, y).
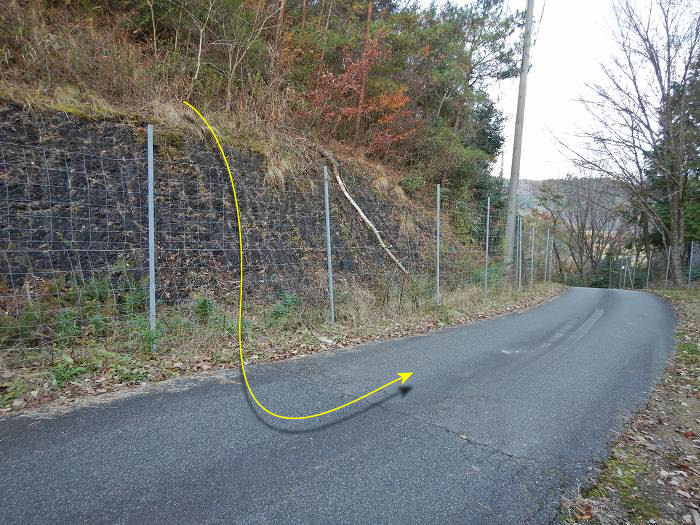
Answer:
top-left (552, 241), bottom-right (699, 290)
top-left (1, 131), bottom-right (555, 354)
top-left (441, 191), bottom-right (502, 292)
top-left (1, 141), bottom-right (150, 352)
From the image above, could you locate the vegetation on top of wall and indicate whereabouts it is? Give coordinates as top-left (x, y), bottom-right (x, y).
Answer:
top-left (0, 0), bottom-right (520, 213)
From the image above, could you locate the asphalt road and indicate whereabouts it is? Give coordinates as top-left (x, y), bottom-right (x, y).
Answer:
top-left (0, 287), bottom-right (676, 524)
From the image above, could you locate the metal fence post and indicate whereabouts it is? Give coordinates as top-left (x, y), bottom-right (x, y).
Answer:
top-left (436, 183), bottom-right (441, 304)
top-left (323, 165), bottom-right (335, 322)
top-left (665, 248), bottom-right (671, 288)
top-left (689, 241), bottom-right (695, 289)
top-left (548, 236), bottom-right (553, 282)
top-left (517, 214), bottom-right (522, 290)
top-left (529, 225), bottom-right (535, 285)
top-left (147, 123), bottom-right (156, 350)
top-left (544, 228), bottom-right (550, 281)
top-left (619, 259), bottom-right (624, 288)
top-left (631, 257), bottom-right (636, 289)
top-left (484, 196), bottom-right (490, 291)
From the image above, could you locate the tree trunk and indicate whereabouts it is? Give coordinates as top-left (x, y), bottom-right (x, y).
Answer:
top-left (147, 0), bottom-right (157, 56)
top-left (317, 0), bottom-right (326, 29)
top-left (275, 0), bottom-right (286, 50)
top-left (436, 89), bottom-right (449, 118)
top-left (553, 239), bottom-right (565, 280)
top-left (454, 97), bottom-right (465, 130)
top-left (226, 47), bottom-right (234, 111)
top-left (192, 1), bottom-right (214, 85)
top-left (354, 0), bottom-right (373, 144)
top-left (194, 28), bottom-right (205, 81)
top-left (254, 0), bottom-right (265, 27)
top-left (669, 189), bottom-right (685, 285)
top-left (642, 212), bottom-right (651, 278)
top-left (318, 0), bottom-right (333, 64)
top-left (174, 7), bottom-right (182, 52)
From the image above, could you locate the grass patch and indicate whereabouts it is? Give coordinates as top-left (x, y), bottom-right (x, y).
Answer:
top-left (48, 356), bottom-right (89, 388)
top-left (588, 446), bottom-right (661, 521)
top-left (0, 378), bottom-right (28, 406)
top-left (677, 340), bottom-right (700, 366)
top-left (657, 289), bottom-right (700, 391)
top-left (1, 278), bottom-right (562, 410)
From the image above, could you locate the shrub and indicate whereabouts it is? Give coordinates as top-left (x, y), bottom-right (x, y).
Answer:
top-left (121, 285), bottom-right (147, 316)
top-left (84, 276), bottom-right (112, 304)
top-left (48, 356), bottom-right (88, 387)
top-left (87, 313), bottom-right (110, 337)
top-left (0, 379), bottom-right (28, 407)
top-left (270, 293), bottom-right (302, 321)
top-left (399, 175), bottom-right (424, 196)
top-left (128, 316), bottom-right (160, 352)
top-left (55, 308), bottom-right (81, 342)
top-left (194, 296), bottom-right (215, 321)
top-left (110, 363), bottom-right (148, 383)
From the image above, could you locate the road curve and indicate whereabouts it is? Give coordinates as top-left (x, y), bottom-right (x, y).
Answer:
top-left (0, 287), bottom-right (676, 523)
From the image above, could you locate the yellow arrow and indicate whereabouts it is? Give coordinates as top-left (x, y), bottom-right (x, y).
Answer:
top-left (182, 101), bottom-right (413, 420)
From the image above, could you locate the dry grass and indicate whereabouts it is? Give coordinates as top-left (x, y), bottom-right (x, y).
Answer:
top-left (372, 174), bottom-right (392, 193)
top-left (1, 282), bottom-right (563, 413)
top-left (0, 1), bottom-right (320, 173)
top-left (2, 3), bottom-right (168, 109)
top-left (393, 185), bottom-right (409, 202)
top-left (399, 210), bottom-right (417, 236)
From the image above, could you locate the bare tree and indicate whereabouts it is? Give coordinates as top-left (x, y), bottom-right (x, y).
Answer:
top-left (569, 0), bottom-right (700, 285)
top-left (274, 0), bottom-right (286, 51)
top-left (318, 0), bottom-right (333, 65)
top-left (213, 4), bottom-right (279, 111)
top-left (168, 0), bottom-right (218, 93)
top-left (146, 0), bottom-right (158, 56)
top-left (353, 0), bottom-right (373, 143)
top-left (537, 176), bottom-right (630, 274)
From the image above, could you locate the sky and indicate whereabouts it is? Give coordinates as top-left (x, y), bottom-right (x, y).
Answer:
top-left (491, 0), bottom-right (617, 181)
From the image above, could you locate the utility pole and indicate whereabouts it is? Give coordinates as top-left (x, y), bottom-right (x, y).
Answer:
top-left (504, 0), bottom-right (535, 279)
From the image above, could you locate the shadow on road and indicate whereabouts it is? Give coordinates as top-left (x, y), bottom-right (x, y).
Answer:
top-left (239, 377), bottom-right (413, 434)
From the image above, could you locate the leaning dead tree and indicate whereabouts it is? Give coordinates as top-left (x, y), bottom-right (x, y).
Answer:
top-left (567, 0), bottom-right (700, 285)
top-left (319, 147), bottom-right (409, 275)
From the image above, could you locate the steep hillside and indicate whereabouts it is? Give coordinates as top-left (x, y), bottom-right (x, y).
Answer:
top-left (0, 102), bottom-right (561, 413)
top-left (1, 0), bottom-right (514, 223)
top-left (0, 102), bottom-right (441, 311)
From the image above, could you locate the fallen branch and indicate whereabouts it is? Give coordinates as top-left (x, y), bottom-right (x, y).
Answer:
top-left (319, 147), bottom-right (409, 275)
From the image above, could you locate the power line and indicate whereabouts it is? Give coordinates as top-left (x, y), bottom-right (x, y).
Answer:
top-left (532, 0), bottom-right (547, 48)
